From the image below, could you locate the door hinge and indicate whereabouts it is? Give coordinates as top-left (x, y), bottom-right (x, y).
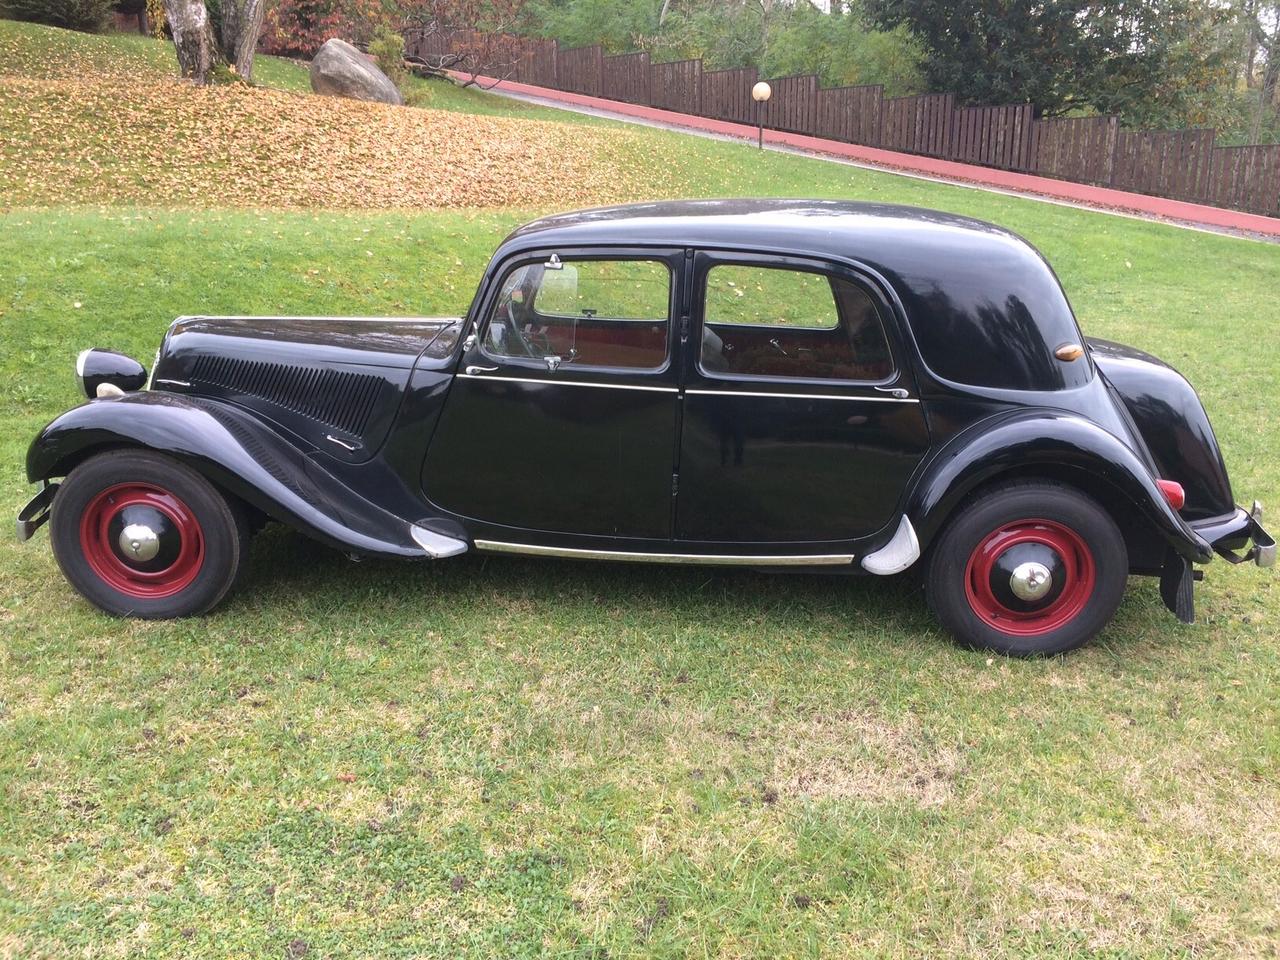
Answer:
top-left (679, 314), bottom-right (690, 343)
top-left (671, 472), bottom-right (679, 496)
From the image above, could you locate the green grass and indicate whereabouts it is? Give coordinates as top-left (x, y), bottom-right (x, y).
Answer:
top-left (3, 19), bottom-right (1280, 960)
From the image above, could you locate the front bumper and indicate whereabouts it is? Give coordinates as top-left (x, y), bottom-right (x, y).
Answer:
top-left (1191, 501), bottom-right (1276, 568)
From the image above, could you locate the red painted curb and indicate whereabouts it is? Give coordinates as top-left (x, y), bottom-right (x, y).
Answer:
top-left (458, 73), bottom-right (1280, 238)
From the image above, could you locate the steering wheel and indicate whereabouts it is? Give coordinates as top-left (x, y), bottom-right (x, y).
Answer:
top-left (490, 300), bottom-right (538, 359)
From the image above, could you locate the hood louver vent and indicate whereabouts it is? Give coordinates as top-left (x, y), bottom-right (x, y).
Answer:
top-left (191, 355), bottom-right (384, 437)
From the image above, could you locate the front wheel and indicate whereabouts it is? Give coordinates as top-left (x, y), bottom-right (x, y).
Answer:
top-left (925, 481), bottom-right (1127, 656)
top-left (50, 449), bottom-right (249, 618)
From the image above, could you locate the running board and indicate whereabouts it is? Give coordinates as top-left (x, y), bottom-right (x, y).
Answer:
top-left (473, 539), bottom-right (854, 566)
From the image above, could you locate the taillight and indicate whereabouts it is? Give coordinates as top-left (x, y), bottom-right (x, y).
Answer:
top-left (1157, 479), bottom-right (1186, 511)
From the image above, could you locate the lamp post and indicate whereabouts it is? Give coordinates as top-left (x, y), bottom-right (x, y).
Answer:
top-left (751, 81), bottom-right (772, 150)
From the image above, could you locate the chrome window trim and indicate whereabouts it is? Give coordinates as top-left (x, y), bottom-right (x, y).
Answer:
top-left (456, 375), bottom-right (914, 401)
top-left (474, 539), bottom-right (854, 566)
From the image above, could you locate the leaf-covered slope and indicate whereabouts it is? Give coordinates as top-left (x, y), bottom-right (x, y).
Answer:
top-left (0, 20), bottom-right (679, 209)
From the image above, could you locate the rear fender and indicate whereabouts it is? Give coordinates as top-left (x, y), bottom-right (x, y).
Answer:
top-left (907, 409), bottom-right (1213, 564)
top-left (26, 392), bottom-right (429, 558)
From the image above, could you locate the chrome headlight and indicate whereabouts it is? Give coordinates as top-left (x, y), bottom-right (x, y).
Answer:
top-left (76, 348), bottom-right (147, 399)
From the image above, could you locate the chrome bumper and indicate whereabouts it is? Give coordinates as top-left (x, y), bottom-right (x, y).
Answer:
top-left (1191, 501), bottom-right (1275, 568)
top-left (15, 481), bottom-right (59, 542)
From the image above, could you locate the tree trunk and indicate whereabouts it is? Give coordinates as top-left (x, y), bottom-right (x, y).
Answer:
top-left (220, 0), bottom-right (266, 82)
top-left (163, 0), bottom-right (219, 85)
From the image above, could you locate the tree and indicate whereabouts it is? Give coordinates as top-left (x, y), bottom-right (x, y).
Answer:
top-left (403, 0), bottom-right (529, 86)
top-left (163, 0), bottom-right (220, 82)
top-left (522, 0), bottom-right (662, 53)
top-left (1246, 2), bottom-right (1280, 139)
top-left (865, 0), bottom-right (1230, 119)
top-left (161, 0), bottom-right (266, 84)
top-left (220, 0), bottom-right (267, 80)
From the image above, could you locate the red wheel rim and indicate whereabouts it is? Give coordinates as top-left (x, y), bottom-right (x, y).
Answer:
top-left (79, 483), bottom-right (205, 599)
top-left (963, 518), bottom-right (1095, 637)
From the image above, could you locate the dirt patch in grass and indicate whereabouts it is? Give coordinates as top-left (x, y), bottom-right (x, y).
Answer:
top-left (773, 707), bottom-right (965, 807)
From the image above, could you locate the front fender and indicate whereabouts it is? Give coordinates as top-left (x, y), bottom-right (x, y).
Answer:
top-left (906, 409), bottom-right (1214, 564)
top-left (26, 392), bottom-right (425, 558)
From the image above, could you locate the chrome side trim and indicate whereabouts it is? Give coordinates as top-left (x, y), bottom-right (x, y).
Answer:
top-left (685, 388), bottom-right (918, 403)
top-left (458, 374), bottom-right (678, 394)
top-left (456, 375), bottom-right (917, 402)
top-left (410, 524), bottom-right (469, 559)
top-left (474, 539), bottom-right (854, 566)
top-left (154, 378), bottom-right (191, 388)
top-left (860, 515), bottom-right (920, 575)
top-left (325, 434), bottom-right (359, 451)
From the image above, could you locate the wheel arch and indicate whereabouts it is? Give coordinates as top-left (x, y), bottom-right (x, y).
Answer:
top-left (905, 409), bottom-right (1213, 567)
top-left (27, 394), bottom-right (424, 559)
top-left (925, 463), bottom-right (1166, 574)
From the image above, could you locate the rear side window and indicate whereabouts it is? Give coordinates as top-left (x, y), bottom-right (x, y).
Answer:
top-left (700, 264), bottom-right (893, 382)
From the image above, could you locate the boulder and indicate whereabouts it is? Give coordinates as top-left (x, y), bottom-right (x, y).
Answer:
top-left (310, 38), bottom-right (404, 106)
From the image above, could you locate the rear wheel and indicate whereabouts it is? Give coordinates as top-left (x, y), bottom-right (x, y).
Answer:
top-left (925, 481), bottom-right (1127, 656)
top-left (50, 450), bottom-right (249, 618)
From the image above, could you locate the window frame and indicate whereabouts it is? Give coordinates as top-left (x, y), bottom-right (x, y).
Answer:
top-left (693, 253), bottom-right (899, 389)
top-left (476, 252), bottom-right (678, 376)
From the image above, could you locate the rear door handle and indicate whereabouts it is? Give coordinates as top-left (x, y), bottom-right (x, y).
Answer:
top-left (465, 365), bottom-right (499, 375)
top-left (875, 386), bottom-right (910, 399)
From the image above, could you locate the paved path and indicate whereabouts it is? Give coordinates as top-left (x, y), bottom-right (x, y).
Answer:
top-left (459, 73), bottom-right (1280, 242)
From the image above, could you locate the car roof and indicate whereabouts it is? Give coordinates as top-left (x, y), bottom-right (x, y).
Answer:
top-left (496, 199), bottom-right (1092, 394)
top-left (499, 199), bottom-right (1032, 267)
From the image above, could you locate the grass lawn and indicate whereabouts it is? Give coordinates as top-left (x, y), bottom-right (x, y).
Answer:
top-left (2, 19), bottom-right (1280, 960)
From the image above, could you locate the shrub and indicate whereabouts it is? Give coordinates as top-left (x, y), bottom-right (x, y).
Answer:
top-left (260, 0), bottom-right (395, 59)
top-left (368, 23), bottom-right (407, 91)
top-left (2, 0), bottom-right (115, 32)
top-left (260, 0), bottom-right (344, 58)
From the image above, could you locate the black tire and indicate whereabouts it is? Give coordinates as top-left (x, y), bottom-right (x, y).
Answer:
top-left (50, 449), bottom-right (249, 618)
top-left (925, 481), bottom-right (1127, 656)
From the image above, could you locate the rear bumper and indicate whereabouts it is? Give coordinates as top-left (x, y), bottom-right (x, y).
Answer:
top-left (15, 481), bottom-right (58, 542)
top-left (1191, 502), bottom-right (1275, 568)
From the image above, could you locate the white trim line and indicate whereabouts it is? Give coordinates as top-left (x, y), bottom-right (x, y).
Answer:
top-left (458, 373), bottom-right (678, 393)
top-left (475, 539), bottom-right (854, 566)
top-left (686, 388), bottom-right (917, 403)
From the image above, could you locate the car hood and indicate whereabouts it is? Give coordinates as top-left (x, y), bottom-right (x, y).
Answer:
top-left (148, 315), bottom-right (464, 464)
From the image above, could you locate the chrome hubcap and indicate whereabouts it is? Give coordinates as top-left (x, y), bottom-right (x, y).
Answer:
top-left (1009, 560), bottom-right (1053, 602)
top-left (118, 522), bottom-right (160, 562)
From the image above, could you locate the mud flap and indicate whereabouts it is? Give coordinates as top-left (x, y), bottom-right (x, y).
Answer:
top-left (1159, 549), bottom-right (1195, 624)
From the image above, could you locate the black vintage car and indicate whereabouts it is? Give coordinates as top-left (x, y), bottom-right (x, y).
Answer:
top-left (17, 200), bottom-right (1274, 655)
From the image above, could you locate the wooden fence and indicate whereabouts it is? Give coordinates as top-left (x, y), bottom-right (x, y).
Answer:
top-left (405, 28), bottom-right (1280, 218)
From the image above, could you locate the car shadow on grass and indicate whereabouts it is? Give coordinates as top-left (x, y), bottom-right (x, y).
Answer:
top-left (230, 524), bottom-right (1180, 663)
top-left (238, 524), bottom-right (940, 643)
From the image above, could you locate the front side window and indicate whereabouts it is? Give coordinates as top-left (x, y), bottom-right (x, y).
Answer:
top-left (483, 258), bottom-right (671, 370)
top-left (700, 264), bottom-right (893, 382)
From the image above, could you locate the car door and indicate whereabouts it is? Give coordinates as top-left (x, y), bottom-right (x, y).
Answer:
top-left (423, 248), bottom-right (683, 539)
top-left (676, 251), bottom-right (930, 544)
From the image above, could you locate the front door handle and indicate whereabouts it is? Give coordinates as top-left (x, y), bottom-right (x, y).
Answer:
top-left (465, 365), bottom-right (499, 376)
top-left (875, 385), bottom-right (909, 399)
